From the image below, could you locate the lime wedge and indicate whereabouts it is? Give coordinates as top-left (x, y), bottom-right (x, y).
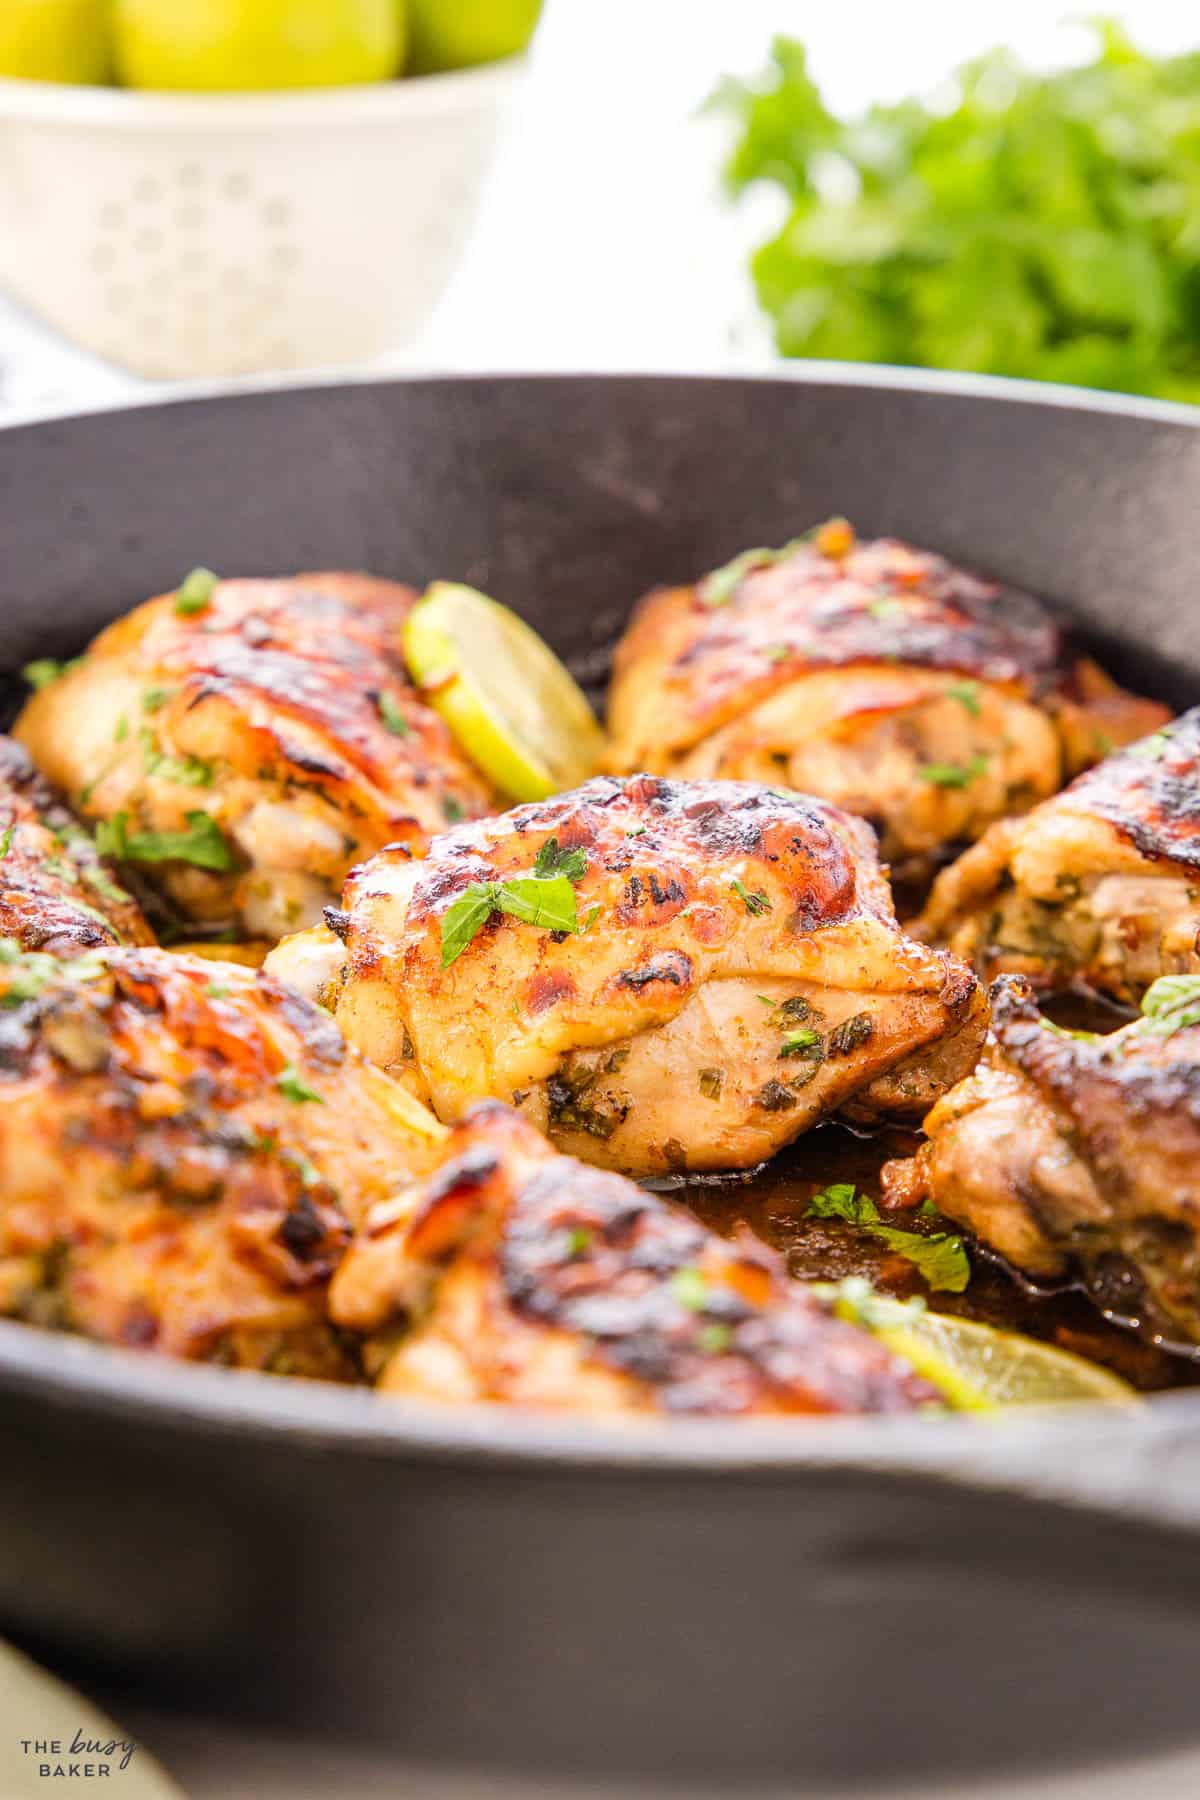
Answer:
top-left (403, 582), bottom-right (605, 802)
top-left (817, 1283), bottom-right (1136, 1410)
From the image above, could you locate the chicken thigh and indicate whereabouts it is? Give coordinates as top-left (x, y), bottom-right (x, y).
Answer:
top-left (16, 572), bottom-right (495, 944)
top-left (919, 708), bottom-right (1200, 1004)
top-left (607, 520), bottom-right (1166, 883)
top-left (883, 973), bottom-right (1200, 1348)
top-left (331, 1101), bottom-right (942, 1414)
top-left (0, 735), bottom-right (153, 954)
top-left (269, 775), bottom-right (986, 1175)
top-left (0, 942), bottom-right (444, 1373)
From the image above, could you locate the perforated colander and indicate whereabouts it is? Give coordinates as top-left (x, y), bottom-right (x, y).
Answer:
top-left (0, 59), bottom-right (521, 380)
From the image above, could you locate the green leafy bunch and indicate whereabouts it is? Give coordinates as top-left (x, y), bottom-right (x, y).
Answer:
top-left (714, 21), bottom-right (1200, 400)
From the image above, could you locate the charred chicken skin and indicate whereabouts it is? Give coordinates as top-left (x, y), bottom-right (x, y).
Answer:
top-left (16, 573), bottom-right (495, 944)
top-left (0, 943), bottom-right (444, 1374)
top-left (920, 709), bottom-right (1200, 1005)
top-left (607, 520), bottom-right (1167, 883)
top-left (269, 774), bottom-right (986, 1176)
top-left (330, 1101), bottom-right (941, 1414)
top-left (0, 736), bottom-right (153, 954)
top-left (883, 974), bottom-right (1200, 1348)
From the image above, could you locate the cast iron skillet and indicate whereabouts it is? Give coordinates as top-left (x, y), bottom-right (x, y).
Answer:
top-left (4, 370), bottom-right (1200, 1790)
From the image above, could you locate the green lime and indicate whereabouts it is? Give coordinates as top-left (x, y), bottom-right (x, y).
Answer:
top-left (408, 0), bottom-right (541, 73)
top-left (817, 1283), bottom-right (1136, 1410)
top-left (402, 582), bottom-right (605, 802)
top-left (113, 0), bottom-right (405, 91)
top-left (0, 0), bottom-right (113, 84)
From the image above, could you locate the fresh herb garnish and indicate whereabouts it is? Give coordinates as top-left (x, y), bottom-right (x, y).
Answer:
top-left (443, 796), bottom-right (465, 824)
top-left (697, 536), bottom-right (812, 608)
top-left (918, 754), bottom-right (989, 789)
top-left (564, 1226), bottom-right (592, 1258)
top-left (276, 1063), bottom-right (325, 1104)
top-left (440, 872), bottom-right (590, 969)
top-left (205, 981), bottom-right (232, 999)
top-left (731, 878), bottom-right (771, 916)
top-left (81, 864), bottom-right (133, 907)
top-left (1129, 730), bottom-right (1173, 762)
top-left (699, 1323), bottom-right (734, 1354)
top-left (22, 658), bottom-right (80, 691)
top-left (670, 1267), bottom-right (711, 1312)
top-left (174, 568), bottom-right (219, 615)
top-left (779, 1026), bottom-right (822, 1059)
top-left (95, 811), bottom-right (235, 871)
top-left (377, 692), bottom-right (410, 737)
top-left (0, 821), bottom-right (12, 859)
top-left (533, 836), bottom-right (588, 883)
top-left (1141, 975), bottom-right (1200, 1035)
top-left (945, 681), bottom-right (982, 718)
top-left (806, 1184), bottom-right (970, 1293)
top-left (868, 595), bottom-right (904, 620)
top-left (141, 687), bottom-right (173, 714)
top-left (139, 728), bottom-right (213, 788)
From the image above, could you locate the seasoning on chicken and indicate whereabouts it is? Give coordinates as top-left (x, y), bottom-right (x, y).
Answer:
top-left (919, 708), bottom-right (1200, 1005)
top-left (330, 1101), bottom-right (942, 1413)
top-left (882, 973), bottom-right (1200, 1349)
top-left (15, 572), bottom-right (495, 944)
top-left (269, 775), bottom-right (986, 1176)
top-left (0, 943), bottom-right (444, 1374)
top-left (607, 520), bottom-right (1168, 883)
top-left (0, 735), bottom-right (153, 954)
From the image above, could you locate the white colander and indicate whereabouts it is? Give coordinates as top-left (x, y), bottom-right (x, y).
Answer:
top-left (0, 58), bottom-right (522, 380)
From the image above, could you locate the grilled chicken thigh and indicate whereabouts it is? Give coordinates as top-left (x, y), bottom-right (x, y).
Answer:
top-left (16, 572), bottom-right (494, 944)
top-left (607, 520), bottom-right (1166, 883)
top-left (270, 775), bottom-right (986, 1175)
top-left (920, 709), bottom-right (1200, 1004)
top-left (0, 736), bottom-right (153, 954)
top-left (0, 943), bottom-right (444, 1372)
top-left (883, 974), bottom-right (1200, 1347)
top-left (331, 1102), bottom-right (941, 1413)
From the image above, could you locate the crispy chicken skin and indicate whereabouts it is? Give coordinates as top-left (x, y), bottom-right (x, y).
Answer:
top-left (0, 737), bottom-right (153, 954)
top-left (920, 709), bottom-right (1200, 1004)
top-left (0, 943), bottom-right (444, 1374)
top-left (331, 1102), bottom-right (941, 1414)
top-left (271, 775), bottom-right (986, 1175)
top-left (16, 573), bottom-right (494, 943)
top-left (882, 975), bottom-right (1200, 1346)
top-left (607, 520), bottom-right (1167, 882)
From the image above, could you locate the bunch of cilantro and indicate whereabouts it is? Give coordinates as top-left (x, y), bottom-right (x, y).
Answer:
top-left (714, 21), bottom-right (1200, 400)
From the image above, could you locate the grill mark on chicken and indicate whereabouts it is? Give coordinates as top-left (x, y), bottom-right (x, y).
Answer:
top-left (1065, 710), bottom-right (1200, 870)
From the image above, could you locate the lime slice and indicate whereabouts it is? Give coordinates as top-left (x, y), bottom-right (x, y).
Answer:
top-left (817, 1283), bottom-right (1136, 1410)
top-left (403, 582), bottom-right (605, 803)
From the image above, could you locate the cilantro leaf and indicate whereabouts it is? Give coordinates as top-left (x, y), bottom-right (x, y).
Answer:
top-left (806, 1184), bottom-right (970, 1293)
top-left (174, 568), bottom-right (219, 615)
top-left (377, 692), bottom-right (410, 737)
top-left (276, 1063), bottom-right (325, 1104)
top-left (715, 24), bottom-right (1200, 404)
top-left (918, 754), bottom-right (989, 789)
top-left (731, 878), bottom-right (771, 916)
top-left (533, 836), bottom-right (588, 883)
top-left (23, 657), bottom-right (81, 691)
top-left (945, 682), bottom-right (982, 718)
top-left (95, 811), bottom-right (235, 872)
top-left (439, 871), bottom-right (588, 969)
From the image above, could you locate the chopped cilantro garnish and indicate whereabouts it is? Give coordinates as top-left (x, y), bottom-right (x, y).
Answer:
top-left (114, 716), bottom-right (129, 743)
top-left (697, 536), bottom-right (810, 608)
top-left (22, 658), bottom-right (80, 691)
top-left (81, 864), bottom-right (133, 907)
top-left (533, 836), bottom-right (588, 883)
top-left (95, 811), bottom-right (235, 872)
top-left (698, 1323), bottom-right (734, 1354)
top-left (564, 1226), bottom-right (592, 1258)
top-left (276, 1064), bottom-right (325, 1104)
top-left (918, 753), bottom-right (989, 788)
top-left (945, 681), bottom-right (982, 717)
top-left (443, 796), bottom-right (465, 824)
top-left (377, 692), bottom-right (410, 737)
top-left (440, 871), bottom-right (590, 969)
top-left (779, 1026), bottom-right (822, 1059)
top-left (806, 1184), bottom-right (970, 1293)
top-left (867, 595), bottom-right (904, 619)
top-left (139, 727), bottom-right (213, 788)
top-left (1141, 974), bottom-right (1200, 1035)
top-left (174, 568), bottom-right (219, 615)
top-left (0, 821), bottom-right (12, 859)
top-left (1129, 729), bottom-right (1173, 762)
top-left (670, 1266), bottom-right (711, 1311)
top-left (731, 878), bottom-right (771, 916)
top-left (141, 687), bottom-right (173, 714)
top-left (205, 981), bottom-right (232, 999)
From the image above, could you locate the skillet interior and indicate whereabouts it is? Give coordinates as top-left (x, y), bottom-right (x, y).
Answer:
top-left (4, 369), bottom-right (1200, 1784)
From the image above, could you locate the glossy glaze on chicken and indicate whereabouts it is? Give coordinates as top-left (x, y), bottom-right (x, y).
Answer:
top-left (921, 709), bottom-right (1200, 1004)
top-left (883, 974), bottom-right (1200, 1348)
top-left (607, 520), bottom-right (1167, 881)
top-left (331, 1101), bottom-right (942, 1414)
top-left (16, 573), bottom-right (494, 944)
top-left (271, 774), bottom-right (986, 1175)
